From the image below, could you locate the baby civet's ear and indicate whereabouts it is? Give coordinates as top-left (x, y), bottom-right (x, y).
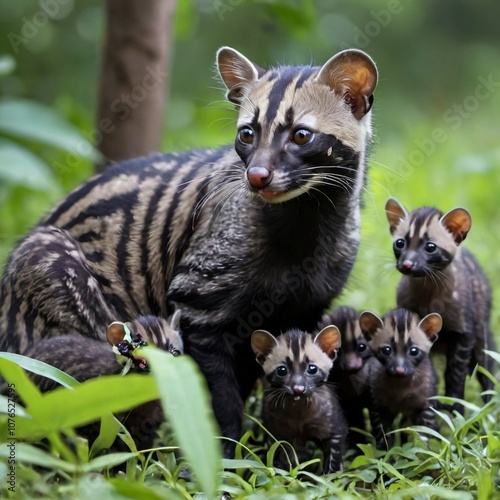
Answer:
top-left (359, 311), bottom-right (384, 341)
top-left (107, 321), bottom-right (127, 346)
top-left (169, 309), bottom-right (182, 332)
top-left (440, 207), bottom-right (472, 245)
top-left (418, 313), bottom-right (442, 343)
top-left (251, 329), bottom-right (278, 366)
top-left (216, 46), bottom-right (265, 105)
top-left (385, 197), bottom-right (408, 234)
top-left (316, 49), bottom-right (378, 120)
top-left (314, 325), bottom-right (341, 359)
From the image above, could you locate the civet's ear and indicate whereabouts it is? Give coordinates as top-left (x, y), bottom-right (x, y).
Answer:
top-left (314, 325), bottom-right (341, 359)
top-left (418, 313), bottom-right (442, 343)
top-left (251, 330), bottom-right (278, 365)
top-left (217, 46), bottom-right (264, 105)
top-left (316, 49), bottom-right (378, 120)
top-left (440, 207), bottom-right (472, 245)
top-left (359, 311), bottom-right (383, 341)
top-left (107, 321), bottom-right (127, 346)
top-left (169, 309), bottom-right (182, 332)
top-left (385, 198), bottom-right (408, 235)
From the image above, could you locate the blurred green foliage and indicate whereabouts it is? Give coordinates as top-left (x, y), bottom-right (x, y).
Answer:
top-left (0, 1), bottom-right (499, 496)
top-left (0, 0), bottom-right (499, 368)
top-left (1, 0), bottom-right (499, 374)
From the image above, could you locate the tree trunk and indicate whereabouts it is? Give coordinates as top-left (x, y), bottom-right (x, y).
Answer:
top-left (95, 0), bottom-right (177, 172)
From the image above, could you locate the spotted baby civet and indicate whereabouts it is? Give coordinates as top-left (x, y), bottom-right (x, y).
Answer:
top-left (0, 47), bottom-right (378, 454)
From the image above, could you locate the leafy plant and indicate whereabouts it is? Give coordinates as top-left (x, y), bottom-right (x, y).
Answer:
top-left (1, 350), bottom-right (499, 498)
top-left (0, 348), bottom-right (221, 499)
top-left (0, 55), bottom-right (99, 192)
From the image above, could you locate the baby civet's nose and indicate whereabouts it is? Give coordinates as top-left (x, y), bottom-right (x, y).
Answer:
top-left (292, 384), bottom-right (305, 395)
top-left (402, 259), bottom-right (415, 270)
top-left (247, 166), bottom-right (273, 190)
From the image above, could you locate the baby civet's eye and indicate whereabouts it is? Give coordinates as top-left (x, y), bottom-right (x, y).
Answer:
top-left (276, 366), bottom-right (288, 376)
top-left (394, 238), bottom-right (405, 250)
top-left (381, 346), bottom-right (392, 356)
top-left (292, 128), bottom-right (313, 145)
top-left (409, 346), bottom-right (420, 356)
top-left (425, 242), bottom-right (437, 253)
top-left (307, 364), bottom-right (318, 375)
top-left (357, 343), bottom-right (367, 353)
top-left (238, 127), bottom-right (254, 145)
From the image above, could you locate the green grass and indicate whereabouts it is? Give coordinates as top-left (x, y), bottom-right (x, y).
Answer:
top-left (1, 350), bottom-right (499, 499)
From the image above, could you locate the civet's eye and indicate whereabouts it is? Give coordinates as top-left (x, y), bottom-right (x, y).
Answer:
top-left (307, 364), bottom-right (318, 375)
top-left (357, 343), bottom-right (367, 353)
top-left (276, 366), bottom-right (288, 377)
top-left (409, 346), bottom-right (420, 356)
top-left (395, 239), bottom-right (406, 250)
top-left (381, 346), bottom-right (392, 356)
top-left (292, 128), bottom-right (313, 145)
top-left (238, 127), bottom-right (254, 145)
top-left (425, 242), bottom-right (437, 253)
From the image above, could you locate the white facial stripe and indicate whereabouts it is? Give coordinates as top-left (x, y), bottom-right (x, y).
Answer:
top-left (293, 113), bottom-right (318, 131)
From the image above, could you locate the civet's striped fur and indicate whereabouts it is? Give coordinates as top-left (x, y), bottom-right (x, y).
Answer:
top-left (251, 327), bottom-right (347, 473)
top-left (386, 198), bottom-right (497, 412)
top-left (360, 309), bottom-right (442, 449)
top-left (0, 47), bottom-right (377, 452)
top-left (24, 312), bottom-right (183, 392)
top-left (320, 306), bottom-right (372, 446)
top-left (23, 313), bottom-right (183, 450)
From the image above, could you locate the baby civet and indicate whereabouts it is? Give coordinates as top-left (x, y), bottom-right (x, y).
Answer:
top-left (0, 47), bottom-right (378, 454)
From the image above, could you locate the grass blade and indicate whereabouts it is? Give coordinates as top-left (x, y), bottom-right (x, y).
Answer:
top-left (15, 374), bottom-right (159, 440)
top-left (0, 352), bottom-right (79, 389)
top-left (143, 347), bottom-right (222, 499)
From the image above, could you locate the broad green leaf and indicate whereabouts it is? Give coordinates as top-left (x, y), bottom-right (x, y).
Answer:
top-left (477, 467), bottom-right (494, 500)
top-left (0, 137), bottom-right (61, 191)
top-left (0, 98), bottom-right (101, 161)
top-left (143, 347), bottom-right (222, 499)
top-left (484, 349), bottom-right (500, 366)
top-left (390, 485), bottom-right (473, 499)
top-left (431, 405), bottom-right (456, 432)
top-left (356, 443), bottom-right (376, 459)
top-left (0, 442), bottom-right (78, 473)
top-left (0, 356), bottom-right (42, 406)
top-left (15, 374), bottom-right (159, 439)
top-left (402, 425), bottom-right (450, 445)
top-left (0, 395), bottom-right (28, 418)
top-left (221, 458), bottom-right (268, 470)
top-left (75, 435), bottom-right (89, 464)
top-left (435, 396), bottom-right (481, 413)
top-left (266, 439), bottom-right (293, 471)
top-left (109, 477), bottom-right (184, 500)
top-left (375, 458), bottom-right (416, 485)
top-left (219, 470), bottom-right (255, 495)
top-left (0, 352), bottom-right (78, 389)
top-left (83, 452), bottom-right (138, 472)
top-left (349, 454), bottom-right (372, 468)
top-left (89, 413), bottom-right (123, 458)
top-left (350, 468), bottom-right (377, 483)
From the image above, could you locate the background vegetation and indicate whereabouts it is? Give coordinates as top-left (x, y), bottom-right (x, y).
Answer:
top-left (0, 0), bottom-right (499, 498)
